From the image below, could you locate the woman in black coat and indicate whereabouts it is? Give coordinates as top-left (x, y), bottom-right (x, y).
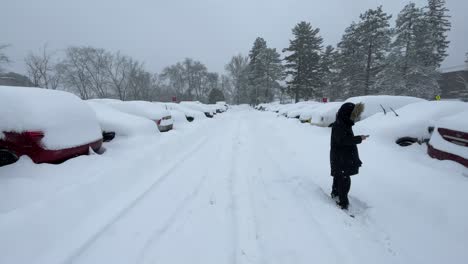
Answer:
top-left (330, 102), bottom-right (368, 210)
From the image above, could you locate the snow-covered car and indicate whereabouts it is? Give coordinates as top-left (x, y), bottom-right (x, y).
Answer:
top-left (355, 101), bottom-right (468, 146)
top-left (308, 102), bottom-right (343, 127)
top-left (216, 101), bottom-right (229, 112)
top-left (299, 103), bottom-right (327, 123)
top-left (286, 101), bottom-right (322, 119)
top-left (209, 103), bottom-right (227, 113)
top-left (180, 101), bottom-right (216, 118)
top-left (86, 101), bottom-right (159, 139)
top-left (345, 95), bottom-right (425, 121)
top-left (427, 111), bottom-right (468, 167)
top-left (93, 99), bottom-right (174, 132)
top-left (0, 86), bottom-right (103, 166)
top-left (277, 102), bottom-right (301, 117)
top-left (160, 103), bottom-right (206, 122)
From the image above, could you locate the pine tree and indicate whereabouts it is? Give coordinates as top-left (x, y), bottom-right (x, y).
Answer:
top-left (208, 88), bottom-right (225, 104)
top-left (336, 7), bottom-right (392, 96)
top-left (357, 6), bottom-right (392, 95)
top-left (425, 0), bottom-right (451, 67)
top-left (259, 47), bottom-right (283, 103)
top-left (320, 45), bottom-right (339, 100)
top-left (283, 22), bottom-right (323, 102)
top-left (247, 37), bottom-right (283, 104)
top-left (335, 22), bottom-right (364, 98)
top-left (375, 2), bottom-right (441, 98)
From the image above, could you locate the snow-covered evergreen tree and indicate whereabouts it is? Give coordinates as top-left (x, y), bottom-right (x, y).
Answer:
top-left (425, 0), bottom-right (451, 67)
top-left (335, 22), bottom-right (364, 99)
top-left (358, 6), bottom-right (392, 95)
top-left (375, 2), bottom-right (441, 98)
top-left (247, 37), bottom-right (283, 104)
top-left (320, 45), bottom-right (340, 100)
top-left (336, 7), bottom-right (392, 96)
top-left (283, 21), bottom-right (323, 102)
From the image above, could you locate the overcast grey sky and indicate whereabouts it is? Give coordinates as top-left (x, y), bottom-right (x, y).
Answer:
top-left (2, 0), bottom-right (467, 75)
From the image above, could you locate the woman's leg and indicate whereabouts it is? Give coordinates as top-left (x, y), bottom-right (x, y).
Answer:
top-left (337, 176), bottom-right (351, 209)
top-left (331, 177), bottom-right (338, 199)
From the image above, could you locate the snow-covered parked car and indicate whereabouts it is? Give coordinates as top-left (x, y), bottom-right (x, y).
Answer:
top-left (0, 86), bottom-right (103, 166)
top-left (299, 103), bottom-right (327, 123)
top-left (345, 95), bottom-right (425, 121)
top-left (87, 101), bottom-right (159, 140)
top-left (216, 101), bottom-right (229, 112)
top-left (308, 102), bottom-right (343, 127)
top-left (355, 101), bottom-right (468, 147)
top-left (286, 102), bottom-right (321, 119)
top-left (277, 103), bottom-right (296, 116)
top-left (93, 99), bottom-right (174, 132)
top-left (427, 111), bottom-right (468, 167)
top-left (161, 103), bottom-right (206, 122)
top-left (180, 101), bottom-right (216, 118)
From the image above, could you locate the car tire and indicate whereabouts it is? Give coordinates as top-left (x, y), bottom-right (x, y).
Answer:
top-left (0, 149), bottom-right (19, 167)
top-left (396, 137), bottom-right (418, 147)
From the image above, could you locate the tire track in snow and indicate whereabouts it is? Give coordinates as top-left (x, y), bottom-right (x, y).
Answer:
top-left (229, 111), bottom-right (266, 264)
top-left (135, 122), bottom-right (231, 264)
top-left (61, 134), bottom-right (213, 264)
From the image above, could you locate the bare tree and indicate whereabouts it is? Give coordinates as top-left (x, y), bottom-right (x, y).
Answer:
top-left (24, 45), bottom-right (60, 89)
top-left (225, 54), bottom-right (249, 104)
top-left (105, 52), bottom-right (136, 100)
top-left (0, 44), bottom-right (11, 73)
top-left (58, 46), bottom-right (111, 99)
top-left (58, 47), bottom-right (93, 99)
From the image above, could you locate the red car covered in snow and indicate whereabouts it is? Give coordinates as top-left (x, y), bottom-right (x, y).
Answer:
top-left (427, 111), bottom-right (468, 167)
top-left (0, 86), bottom-right (103, 166)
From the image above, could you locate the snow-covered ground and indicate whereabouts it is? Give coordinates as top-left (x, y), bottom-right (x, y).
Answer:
top-left (0, 107), bottom-right (467, 264)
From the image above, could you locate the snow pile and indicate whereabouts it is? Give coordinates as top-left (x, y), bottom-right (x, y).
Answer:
top-left (93, 99), bottom-right (171, 122)
top-left (0, 86), bottom-right (102, 149)
top-left (346, 95), bottom-right (426, 120)
top-left (284, 101), bottom-right (320, 118)
top-left (429, 110), bottom-right (468, 159)
top-left (309, 102), bottom-right (343, 127)
top-left (86, 101), bottom-right (159, 137)
top-left (355, 101), bottom-right (468, 143)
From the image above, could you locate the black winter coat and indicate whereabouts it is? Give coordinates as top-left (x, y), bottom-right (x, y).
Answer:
top-left (330, 103), bottom-right (363, 177)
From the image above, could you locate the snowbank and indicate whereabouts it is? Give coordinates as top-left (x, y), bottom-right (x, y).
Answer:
top-left (0, 86), bottom-right (102, 150)
top-left (429, 110), bottom-right (468, 159)
top-left (355, 101), bottom-right (468, 143)
top-left (346, 95), bottom-right (426, 120)
top-left (86, 101), bottom-right (159, 137)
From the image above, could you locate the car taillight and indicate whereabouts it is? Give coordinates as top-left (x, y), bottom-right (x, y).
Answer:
top-left (23, 131), bottom-right (44, 142)
top-left (156, 120), bottom-right (161, 125)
